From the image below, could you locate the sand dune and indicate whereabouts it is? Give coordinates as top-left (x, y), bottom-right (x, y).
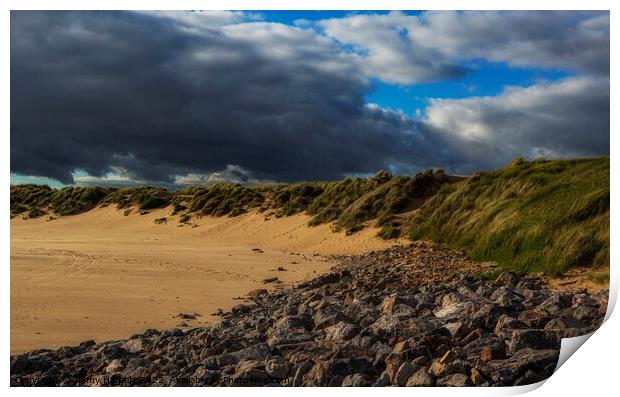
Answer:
top-left (10, 207), bottom-right (402, 353)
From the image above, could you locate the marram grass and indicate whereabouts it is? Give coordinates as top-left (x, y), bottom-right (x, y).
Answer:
top-left (11, 158), bottom-right (609, 276)
top-left (406, 158), bottom-right (609, 275)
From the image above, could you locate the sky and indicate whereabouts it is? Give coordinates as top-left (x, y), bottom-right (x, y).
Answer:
top-left (10, 10), bottom-right (610, 188)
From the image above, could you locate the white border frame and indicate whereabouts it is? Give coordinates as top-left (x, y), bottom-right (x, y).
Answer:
top-left (2, 2), bottom-right (616, 396)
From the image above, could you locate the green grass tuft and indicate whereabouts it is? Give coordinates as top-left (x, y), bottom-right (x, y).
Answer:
top-left (101, 186), bottom-right (170, 209)
top-left (10, 185), bottom-right (112, 216)
top-left (406, 158), bottom-right (609, 275)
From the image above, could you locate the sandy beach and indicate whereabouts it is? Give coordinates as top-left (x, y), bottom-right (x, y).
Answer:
top-left (11, 207), bottom-right (401, 353)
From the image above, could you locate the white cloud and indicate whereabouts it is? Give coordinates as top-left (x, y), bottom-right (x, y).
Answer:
top-left (319, 11), bottom-right (466, 84)
top-left (136, 10), bottom-right (262, 30)
top-left (422, 76), bottom-right (610, 170)
top-left (318, 11), bottom-right (609, 84)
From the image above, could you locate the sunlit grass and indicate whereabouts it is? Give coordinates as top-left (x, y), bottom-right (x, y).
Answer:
top-left (406, 158), bottom-right (609, 275)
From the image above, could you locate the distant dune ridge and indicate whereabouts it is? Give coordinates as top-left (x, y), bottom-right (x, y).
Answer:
top-left (11, 157), bottom-right (610, 277)
top-left (10, 169), bottom-right (450, 235)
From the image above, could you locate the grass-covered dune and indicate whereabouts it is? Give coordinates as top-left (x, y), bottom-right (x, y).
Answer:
top-left (10, 185), bottom-right (113, 217)
top-left (10, 158), bottom-right (609, 275)
top-left (405, 157), bottom-right (609, 275)
top-left (10, 169), bottom-right (449, 235)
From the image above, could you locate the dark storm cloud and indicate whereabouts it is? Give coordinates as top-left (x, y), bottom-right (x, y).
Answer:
top-left (10, 11), bottom-right (610, 184)
top-left (11, 11), bottom-right (448, 184)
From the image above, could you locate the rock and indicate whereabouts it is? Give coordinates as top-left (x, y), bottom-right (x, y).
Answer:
top-left (491, 287), bottom-right (524, 308)
top-left (433, 302), bottom-right (469, 319)
top-left (507, 329), bottom-right (557, 355)
top-left (122, 339), bottom-right (143, 353)
top-left (303, 359), bottom-right (352, 387)
top-left (429, 351), bottom-right (468, 378)
top-left (10, 355), bottom-right (29, 375)
top-left (518, 309), bottom-right (552, 328)
top-left (265, 356), bottom-right (288, 379)
top-left (495, 272), bottom-right (520, 287)
top-left (80, 340), bottom-right (96, 348)
top-left (470, 304), bottom-right (512, 330)
top-left (266, 316), bottom-right (312, 349)
top-left (373, 371), bottom-right (391, 386)
top-left (370, 315), bottom-right (400, 339)
top-left (194, 367), bottom-right (220, 385)
top-left (470, 368), bottom-right (487, 386)
top-left (462, 336), bottom-right (505, 361)
top-left (487, 348), bottom-right (559, 380)
top-left (494, 314), bottom-right (526, 338)
top-left (342, 373), bottom-right (367, 387)
top-left (438, 350), bottom-right (456, 364)
top-left (441, 292), bottom-right (463, 309)
top-left (176, 312), bottom-right (198, 320)
top-left (514, 369), bottom-right (542, 386)
top-left (384, 352), bottom-right (402, 382)
top-left (231, 344), bottom-right (270, 362)
top-left (105, 359), bottom-right (124, 374)
top-left (313, 309), bottom-right (348, 330)
top-left (437, 373), bottom-right (472, 387)
top-left (263, 277), bottom-right (279, 284)
top-left (480, 347), bottom-right (506, 362)
top-left (394, 362), bottom-right (418, 386)
top-left (292, 362), bottom-right (313, 387)
top-left (381, 295), bottom-right (397, 314)
top-left (247, 289), bottom-right (268, 297)
top-left (298, 271), bottom-right (344, 289)
top-left (7, 243), bottom-right (606, 387)
top-left (544, 317), bottom-right (585, 330)
top-left (405, 368), bottom-right (435, 386)
top-left (572, 305), bottom-right (601, 323)
top-left (444, 321), bottom-right (468, 338)
top-left (101, 346), bottom-right (127, 361)
top-left (460, 328), bottom-right (488, 345)
top-left (232, 360), bottom-right (270, 385)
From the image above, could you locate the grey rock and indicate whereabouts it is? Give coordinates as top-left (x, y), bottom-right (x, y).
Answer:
top-left (122, 339), bottom-right (143, 353)
top-left (405, 368), bottom-right (434, 387)
top-left (265, 356), bottom-right (288, 379)
top-left (495, 272), bottom-right (520, 287)
top-left (507, 329), bottom-right (557, 355)
top-left (324, 322), bottom-right (361, 341)
top-left (394, 362), bottom-right (418, 386)
top-left (342, 373), bottom-right (367, 387)
top-left (437, 373), bottom-right (472, 387)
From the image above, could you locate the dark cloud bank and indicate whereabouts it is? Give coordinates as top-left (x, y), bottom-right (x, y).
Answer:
top-left (10, 11), bottom-right (610, 185)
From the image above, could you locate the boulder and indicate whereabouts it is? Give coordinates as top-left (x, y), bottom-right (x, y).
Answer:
top-left (342, 373), bottom-right (368, 387)
top-left (479, 347), bottom-right (506, 362)
top-left (495, 272), bottom-right (520, 287)
top-left (324, 322), bottom-right (361, 341)
top-left (105, 359), bottom-right (124, 374)
top-left (405, 368), bottom-right (435, 386)
top-left (494, 314), bottom-right (526, 338)
top-left (265, 356), bottom-right (288, 379)
top-left (487, 348), bottom-right (559, 380)
top-left (122, 339), bottom-right (144, 353)
top-left (384, 352), bottom-right (402, 382)
top-left (507, 329), bottom-right (557, 355)
top-left (394, 362), bottom-right (418, 386)
top-left (437, 373), bottom-right (472, 387)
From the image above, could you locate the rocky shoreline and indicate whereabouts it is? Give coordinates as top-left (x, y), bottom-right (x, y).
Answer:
top-left (11, 243), bottom-right (608, 387)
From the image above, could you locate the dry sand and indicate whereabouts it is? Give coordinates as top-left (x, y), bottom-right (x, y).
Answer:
top-left (11, 207), bottom-right (402, 353)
